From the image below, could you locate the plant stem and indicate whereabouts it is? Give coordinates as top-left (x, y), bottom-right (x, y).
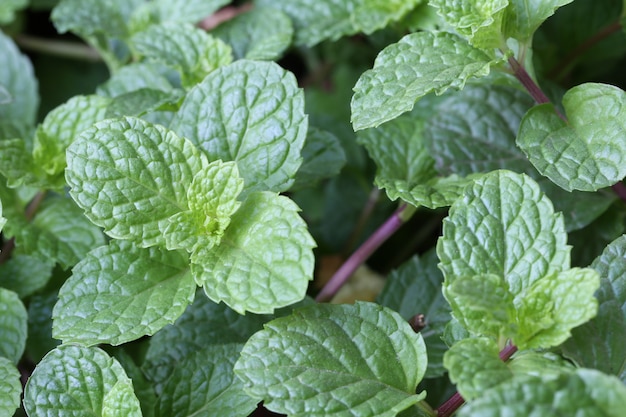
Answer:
top-left (436, 343), bottom-right (518, 417)
top-left (0, 191), bottom-right (47, 264)
top-left (315, 204), bottom-right (416, 302)
top-left (612, 182), bottom-right (626, 204)
top-left (14, 34), bottom-right (102, 62)
top-left (343, 187), bottom-right (381, 255)
top-left (548, 20), bottom-right (622, 81)
top-left (507, 56), bottom-right (551, 105)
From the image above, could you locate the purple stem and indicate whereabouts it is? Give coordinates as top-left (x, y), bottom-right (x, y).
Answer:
top-left (315, 204), bottom-right (411, 302)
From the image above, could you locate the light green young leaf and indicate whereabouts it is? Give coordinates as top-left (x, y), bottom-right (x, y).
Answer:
top-left (424, 84), bottom-right (535, 176)
top-left (26, 196), bottom-right (106, 269)
top-left (351, 31), bottom-right (499, 131)
top-left (292, 127), bottom-right (346, 190)
top-left (212, 7), bottom-right (293, 60)
top-left (105, 88), bottom-right (184, 118)
top-left (51, 0), bottom-right (141, 38)
top-left (191, 192), bottom-right (315, 314)
top-left (0, 254), bottom-right (54, 298)
top-left (380, 174), bottom-right (480, 209)
top-left (234, 302), bottom-right (428, 417)
top-left (164, 160), bottom-right (244, 251)
top-left (517, 83), bottom-right (626, 191)
top-left (562, 235), bottom-right (626, 382)
top-left (53, 240), bottom-right (195, 346)
top-left (0, 31), bottom-right (38, 125)
top-left (430, 0), bottom-right (508, 48)
top-left (0, 0), bottom-right (27, 24)
top-left (23, 345), bottom-right (142, 417)
top-left (377, 251), bottom-right (451, 378)
top-left (171, 60), bottom-right (307, 195)
top-left (458, 369), bottom-right (626, 417)
top-left (143, 291), bottom-right (267, 392)
top-left (131, 23), bottom-right (232, 88)
top-left (444, 338), bottom-right (512, 400)
top-left (33, 95), bottom-right (110, 179)
top-left (503, 0), bottom-right (575, 43)
top-left (256, 0), bottom-right (423, 47)
top-left (0, 288), bottom-right (27, 364)
top-left (156, 344), bottom-right (258, 417)
top-left (66, 116), bottom-right (208, 247)
top-left (0, 357), bottom-right (20, 417)
top-left (97, 62), bottom-right (175, 97)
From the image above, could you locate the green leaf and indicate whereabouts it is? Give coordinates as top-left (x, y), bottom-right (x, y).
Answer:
top-left (234, 302), bottom-right (428, 417)
top-left (97, 62), bottom-right (175, 97)
top-left (105, 88), bottom-right (184, 119)
top-left (138, 0), bottom-right (230, 25)
top-left (0, 254), bottom-right (54, 298)
top-left (517, 83), bottom-right (626, 191)
top-left (0, 198), bottom-right (5, 232)
top-left (52, 240), bottom-right (195, 346)
top-left (377, 251), bottom-right (451, 378)
top-left (256, 0), bottom-right (423, 47)
top-left (171, 60), bottom-right (307, 195)
top-left (33, 95), bottom-right (110, 179)
top-left (0, 31), bottom-right (38, 126)
top-left (27, 292), bottom-right (60, 363)
top-left (191, 192), bottom-right (315, 314)
top-left (0, 288), bottom-right (27, 364)
top-left (562, 235), bottom-right (626, 382)
top-left (424, 84), bottom-right (535, 176)
top-left (503, 0), bottom-right (575, 43)
top-left (212, 7), bottom-right (293, 60)
top-left (351, 31), bottom-right (498, 131)
top-left (438, 170), bottom-right (599, 348)
top-left (430, 0), bottom-right (508, 48)
top-left (458, 369), bottom-right (626, 417)
top-left (66, 116), bottom-right (208, 248)
top-left (0, 357), bottom-right (20, 417)
top-left (23, 345), bottom-right (142, 417)
top-left (292, 127), bottom-right (346, 190)
top-left (131, 23), bottom-right (232, 88)
top-left (26, 196), bottom-right (106, 269)
top-left (143, 291), bottom-right (267, 392)
top-left (444, 338), bottom-right (512, 400)
top-left (51, 0), bottom-right (140, 38)
top-left (156, 344), bottom-right (258, 417)
top-left (164, 160), bottom-right (244, 252)
top-left (0, 0), bottom-right (27, 24)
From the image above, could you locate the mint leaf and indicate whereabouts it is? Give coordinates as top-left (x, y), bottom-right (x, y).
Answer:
top-left (97, 62), bottom-right (175, 97)
top-left (379, 174), bottom-right (481, 209)
top-left (438, 171), bottom-right (599, 348)
top-left (27, 292), bottom-right (60, 363)
top-left (503, 0), bottom-right (575, 43)
top-left (105, 88), bottom-right (184, 118)
top-left (424, 84), bottom-right (535, 176)
top-left (164, 160), bottom-right (244, 251)
top-left (33, 95), bottom-right (110, 179)
top-left (562, 235), bottom-right (626, 382)
top-left (377, 251), bottom-right (451, 378)
top-left (517, 82), bottom-right (626, 191)
top-left (0, 0), bottom-right (26, 24)
top-left (0, 288), bottom-right (27, 364)
top-left (139, 0), bottom-right (230, 25)
top-left (430, 0), bottom-right (508, 48)
top-left (156, 344), bottom-right (258, 417)
top-left (458, 369), bottom-right (626, 417)
top-left (351, 31), bottom-right (498, 130)
top-left (171, 60), bottom-right (307, 195)
top-left (66, 116), bottom-right (208, 248)
top-left (0, 357), bottom-right (20, 417)
top-left (51, 0), bottom-right (139, 38)
top-left (0, 198), bottom-right (5, 232)
top-left (234, 302), bottom-right (428, 417)
top-left (444, 337), bottom-right (512, 400)
top-left (27, 196), bottom-right (106, 269)
top-left (131, 23), bottom-right (232, 88)
top-left (292, 127), bottom-right (346, 190)
top-left (143, 291), bottom-right (266, 391)
top-left (212, 7), bottom-right (293, 60)
top-left (0, 31), bottom-right (38, 125)
top-left (191, 192), bottom-right (315, 314)
top-left (52, 240), bottom-right (195, 346)
top-left (0, 254), bottom-right (54, 298)
top-left (256, 0), bottom-right (423, 47)
top-left (23, 345), bottom-right (142, 417)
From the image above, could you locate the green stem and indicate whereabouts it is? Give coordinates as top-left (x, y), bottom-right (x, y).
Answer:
top-left (14, 34), bottom-right (102, 62)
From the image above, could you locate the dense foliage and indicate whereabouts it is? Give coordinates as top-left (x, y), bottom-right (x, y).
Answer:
top-left (1, 0), bottom-right (626, 416)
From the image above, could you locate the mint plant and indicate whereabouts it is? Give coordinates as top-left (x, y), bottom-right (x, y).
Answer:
top-left (2, 0), bottom-right (626, 416)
